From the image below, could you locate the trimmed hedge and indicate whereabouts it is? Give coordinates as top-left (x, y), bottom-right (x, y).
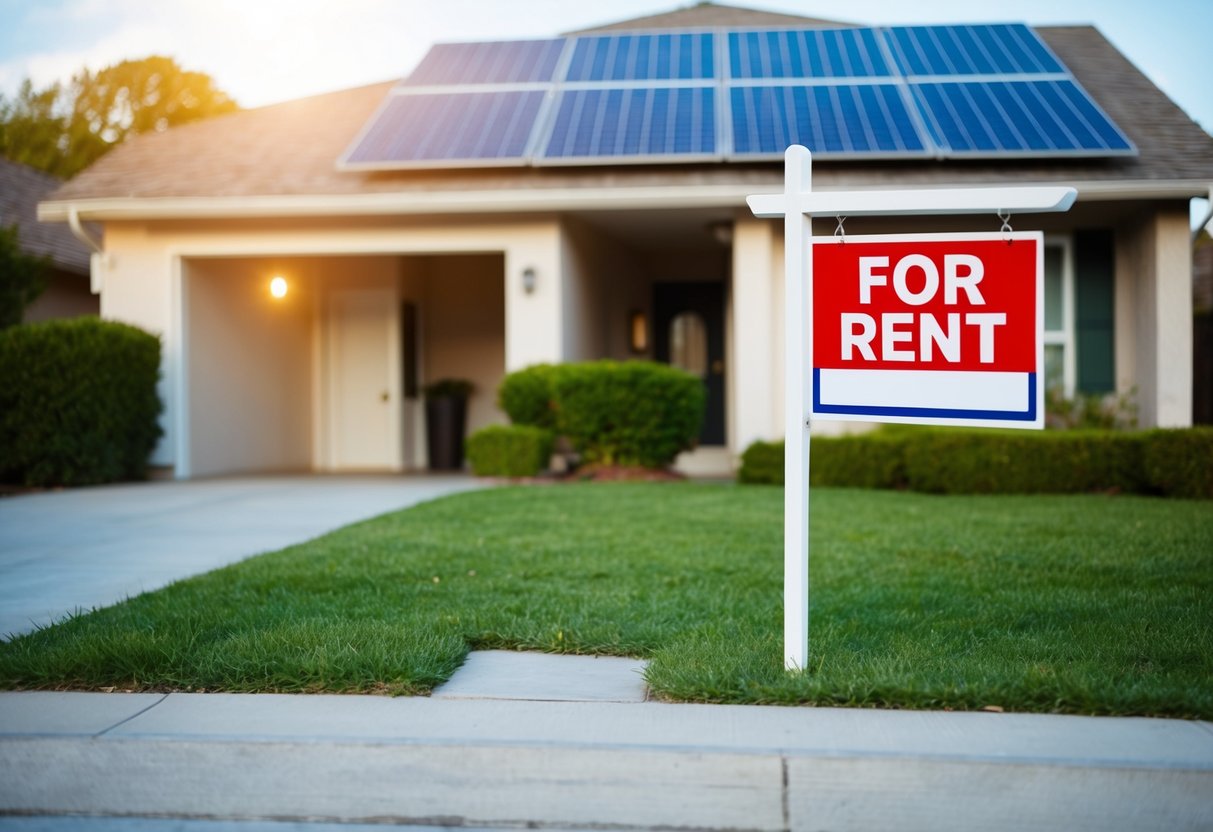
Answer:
top-left (738, 427), bottom-right (1212, 498)
top-left (901, 430), bottom-right (1143, 495)
top-left (466, 425), bottom-right (554, 478)
top-left (0, 318), bottom-right (163, 486)
top-left (497, 363), bottom-right (562, 429)
top-left (553, 361), bottom-right (705, 468)
top-left (1141, 427), bottom-right (1213, 499)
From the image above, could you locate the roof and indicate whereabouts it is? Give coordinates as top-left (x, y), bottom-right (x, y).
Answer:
top-left (43, 25), bottom-right (1213, 218)
top-left (1, 158), bottom-right (91, 273)
top-left (566, 2), bottom-right (852, 34)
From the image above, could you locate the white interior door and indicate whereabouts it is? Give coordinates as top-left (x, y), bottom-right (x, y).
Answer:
top-left (328, 289), bottom-right (398, 470)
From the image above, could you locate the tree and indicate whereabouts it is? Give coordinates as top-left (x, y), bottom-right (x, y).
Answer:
top-left (0, 224), bottom-right (49, 329)
top-left (0, 56), bottom-right (238, 178)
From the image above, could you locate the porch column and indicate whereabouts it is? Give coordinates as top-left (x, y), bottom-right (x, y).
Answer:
top-left (504, 227), bottom-right (563, 371)
top-left (1117, 206), bottom-right (1193, 427)
top-left (731, 217), bottom-right (779, 451)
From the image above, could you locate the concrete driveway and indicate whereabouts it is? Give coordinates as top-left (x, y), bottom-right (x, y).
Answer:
top-left (0, 475), bottom-right (483, 640)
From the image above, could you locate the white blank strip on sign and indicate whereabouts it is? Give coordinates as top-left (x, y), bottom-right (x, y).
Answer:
top-left (818, 369), bottom-right (1029, 411)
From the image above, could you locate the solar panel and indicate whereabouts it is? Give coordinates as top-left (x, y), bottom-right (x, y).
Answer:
top-left (403, 39), bottom-right (565, 86)
top-left (342, 91), bottom-right (545, 167)
top-left (565, 33), bottom-right (714, 81)
top-left (730, 84), bottom-right (928, 157)
top-left (910, 80), bottom-right (1134, 155)
top-left (540, 87), bottom-right (716, 161)
top-left (341, 21), bottom-right (1134, 169)
top-left (885, 24), bottom-right (1064, 77)
top-left (729, 28), bottom-right (894, 78)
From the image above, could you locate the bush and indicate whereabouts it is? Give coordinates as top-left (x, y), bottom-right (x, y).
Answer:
top-left (737, 428), bottom-right (1213, 498)
top-left (553, 361), bottom-right (705, 468)
top-left (738, 435), bottom-right (906, 488)
top-left (738, 439), bottom-right (783, 484)
top-left (1141, 427), bottom-right (1213, 498)
top-left (901, 430), bottom-right (1143, 494)
top-left (497, 363), bottom-right (562, 429)
top-left (812, 434), bottom-right (907, 489)
top-left (0, 318), bottom-right (163, 486)
top-left (466, 425), bottom-right (554, 478)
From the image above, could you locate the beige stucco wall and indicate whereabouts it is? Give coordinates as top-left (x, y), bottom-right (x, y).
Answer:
top-left (185, 257), bottom-right (315, 477)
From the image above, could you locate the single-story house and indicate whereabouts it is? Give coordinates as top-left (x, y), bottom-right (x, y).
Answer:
top-left (38, 3), bottom-right (1213, 478)
top-left (1, 158), bottom-right (98, 322)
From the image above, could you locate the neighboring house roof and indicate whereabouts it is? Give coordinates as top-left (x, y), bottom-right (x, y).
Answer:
top-left (566, 1), bottom-right (852, 34)
top-left (1, 158), bottom-right (91, 273)
top-left (42, 24), bottom-right (1213, 217)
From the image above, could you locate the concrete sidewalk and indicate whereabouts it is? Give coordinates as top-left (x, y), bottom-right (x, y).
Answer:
top-left (0, 475), bottom-right (481, 640)
top-left (2, 682), bottom-right (1212, 831)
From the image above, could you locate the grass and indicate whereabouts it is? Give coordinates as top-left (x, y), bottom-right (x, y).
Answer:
top-left (1, 483), bottom-right (1210, 717)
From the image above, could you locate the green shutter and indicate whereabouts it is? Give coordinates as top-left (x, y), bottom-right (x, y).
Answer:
top-left (1074, 230), bottom-right (1115, 394)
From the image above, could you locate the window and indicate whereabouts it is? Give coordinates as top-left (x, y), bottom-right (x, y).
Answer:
top-left (1043, 237), bottom-right (1075, 397)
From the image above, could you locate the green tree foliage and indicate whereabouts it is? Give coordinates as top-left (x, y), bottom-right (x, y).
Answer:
top-left (0, 56), bottom-right (238, 178)
top-left (0, 224), bottom-right (49, 329)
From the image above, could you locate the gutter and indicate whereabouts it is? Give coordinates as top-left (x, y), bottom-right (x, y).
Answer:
top-left (38, 179), bottom-right (1213, 224)
top-left (67, 207), bottom-right (109, 294)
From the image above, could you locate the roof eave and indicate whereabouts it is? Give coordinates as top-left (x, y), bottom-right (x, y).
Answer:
top-left (38, 179), bottom-right (1213, 224)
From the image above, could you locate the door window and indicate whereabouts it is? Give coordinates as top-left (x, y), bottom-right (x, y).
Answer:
top-left (669, 312), bottom-right (708, 377)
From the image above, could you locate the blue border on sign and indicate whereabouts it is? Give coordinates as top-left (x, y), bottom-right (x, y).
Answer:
top-left (812, 370), bottom-right (1037, 422)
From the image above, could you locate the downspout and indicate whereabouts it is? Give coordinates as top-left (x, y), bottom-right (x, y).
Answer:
top-left (67, 207), bottom-right (109, 294)
top-left (1194, 187), bottom-right (1213, 246)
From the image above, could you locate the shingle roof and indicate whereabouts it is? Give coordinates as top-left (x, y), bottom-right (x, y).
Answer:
top-left (566, 2), bottom-right (852, 34)
top-left (45, 25), bottom-right (1213, 208)
top-left (1, 158), bottom-right (90, 273)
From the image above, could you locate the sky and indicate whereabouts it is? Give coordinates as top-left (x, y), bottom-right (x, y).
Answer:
top-left (1, 0), bottom-right (1210, 225)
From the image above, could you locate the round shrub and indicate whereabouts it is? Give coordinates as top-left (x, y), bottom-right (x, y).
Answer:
top-left (465, 424), bottom-right (554, 478)
top-left (497, 363), bottom-right (562, 429)
top-left (0, 318), bottom-right (163, 486)
top-left (552, 360), bottom-right (705, 468)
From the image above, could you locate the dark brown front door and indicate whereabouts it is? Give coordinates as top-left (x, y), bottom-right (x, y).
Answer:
top-left (654, 281), bottom-right (726, 445)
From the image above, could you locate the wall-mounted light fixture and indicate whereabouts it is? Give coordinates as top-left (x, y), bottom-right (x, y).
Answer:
top-left (521, 267), bottom-right (537, 295)
top-left (270, 276), bottom-right (288, 298)
top-left (629, 309), bottom-right (648, 354)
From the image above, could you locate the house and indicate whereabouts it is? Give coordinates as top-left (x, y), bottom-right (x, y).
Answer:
top-left (0, 158), bottom-right (98, 322)
top-left (37, 3), bottom-right (1213, 479)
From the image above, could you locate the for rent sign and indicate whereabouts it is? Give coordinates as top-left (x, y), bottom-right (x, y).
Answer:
top-left (812, 232), bottom-right (1043, 429)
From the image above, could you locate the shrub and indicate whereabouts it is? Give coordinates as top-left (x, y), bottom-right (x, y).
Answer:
top-left (0, 318), bottom-right (163, 486)
top-left (465, 425), bottom-right (554, 478)
top-left (497, 363), bottom-right (562, 429)
top-left (553, 360), bottom-right (705, 468)
top-left (422, 378), bottom-right (473, 399)
top-left (812, 434), bottom-right (907, 489)
top-left (738, 435), bottom-right (906, 488)
top-left (738, 439), bottom-right (783, 484)
top-left (901, 430), bottom-right (1144, 494)
top-left (736, 428), bottom-right (1213, 496)
top-left (1141, 428), bottom-right (1213, 498)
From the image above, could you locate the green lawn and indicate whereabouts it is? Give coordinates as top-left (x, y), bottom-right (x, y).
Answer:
top-left (2, 484), bottom-right (1211, 717)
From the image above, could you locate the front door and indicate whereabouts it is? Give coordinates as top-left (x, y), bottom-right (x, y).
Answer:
top-left (654, 281), bottom-right (726, 445)
top-left (328, 289), bottom-right (398, 469)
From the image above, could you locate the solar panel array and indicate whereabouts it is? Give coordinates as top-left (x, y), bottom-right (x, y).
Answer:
top-left (340, 23), bottom-right (1134, 169)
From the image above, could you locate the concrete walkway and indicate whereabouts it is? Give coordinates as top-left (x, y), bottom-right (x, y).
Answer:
top-left (0, 475), bottom-right (481, 640)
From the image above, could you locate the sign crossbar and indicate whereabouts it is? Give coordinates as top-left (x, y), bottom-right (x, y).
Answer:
top-left (749, 145), bottom-right (1076, 671)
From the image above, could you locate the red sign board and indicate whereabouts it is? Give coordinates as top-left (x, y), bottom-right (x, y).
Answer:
top-left (810, 232), bottom-right (1043, 428)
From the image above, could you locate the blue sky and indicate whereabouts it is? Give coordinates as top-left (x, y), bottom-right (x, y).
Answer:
top-left (1, 0), bottom-right (1210, 225)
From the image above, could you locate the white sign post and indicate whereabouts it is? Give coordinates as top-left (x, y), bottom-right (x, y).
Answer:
top-left (747, 145), bottom-right (1076, 671)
